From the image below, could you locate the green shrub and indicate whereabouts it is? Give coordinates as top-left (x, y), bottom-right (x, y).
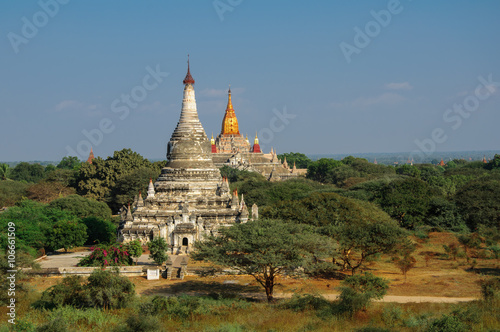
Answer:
top-left (82, 217), bottom-right (116, 245)
top-left (382, 305), bottom-right (405, 327)
top-left (85, 268), bottom-right (135, 309)
top-left (35, 318), bottom-right (69, 332)
top-left (39, 269), bottom-right (135, 310)
top-left (280, 293), bottom-right (331, 312)
top-left (335, 273), bottom-right (389, 316)
top-left (140, 295), bottom-right (202, 318)
top-left (117, 314), bottom-right (160, 332)
top-left (38, 276), bottom-right (86, 309)
top-left (426, 314), bottom-right (467, 332)
top-left (78, 243), bottom-right (133, 267)
top-left (354, 327), bottom-right (390, 332)
top-left (481, 277), bottom-right (500, 302)
top-left (148, 238), bottom-right (169, 266)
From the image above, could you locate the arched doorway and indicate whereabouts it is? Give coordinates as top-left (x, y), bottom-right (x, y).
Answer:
top-left (182, 237), bottom-right (188, 246)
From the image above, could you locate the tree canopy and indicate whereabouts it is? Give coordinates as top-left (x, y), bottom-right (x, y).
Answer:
top-left (192, 219), bottom-right (333, 302)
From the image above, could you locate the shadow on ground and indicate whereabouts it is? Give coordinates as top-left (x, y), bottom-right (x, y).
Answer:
top-left (141, 280), bottom-right (261, 297)
top-left (467, 267), bottom-right (500, 276)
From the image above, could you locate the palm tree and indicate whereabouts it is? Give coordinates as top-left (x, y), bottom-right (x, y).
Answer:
top-left (0, 163), bottom-right (9, 180)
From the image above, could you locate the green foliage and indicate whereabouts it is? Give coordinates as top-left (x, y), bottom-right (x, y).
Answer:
top-left (127, 240), bottom-right (144, 264)
top-left (111, 167), bottom-right (161, 211)
top-left (46, 220), bottom-right (87, 252)
top-left (455, 176), bottom-right (500, 231)
top-left (75, 149), bottom-right (156, 209)
top-left (0, 180), bottom-right (29, 207)
top-left (78, 243), bottom-right (133, 267)
top-left (82, 217), bottom-right (116, 245)
top-left (57, 156), bottom-right (81, 170)
top-left (377, 177), bottom-right (435, 229)
top-left (85, 268), bottom-right (135, 309)
top-left (426, 197), bottom-right (467, 232)
top-left (118, 314), bottom-right (160, 332)
top-left (333, 213), bottom-right (405, 274)
top-left (427, 314), bottom-right (467, 332)
top-left (140, 295), bottom-right (203, 318)
top-left (192, 219), bottom-right (332, 302)
top-left (9, 162), bottom-right (46, 183)
top-left (277, 152), bottom-right (312, 169)
top-left (40, 269), bottom-right (135, 310)
top-left (0, 163), bottom-right (9, 180)
top-left (485, 154), bottom-right (500, 170)
top-left (49, 195), bottom-right (112, 220)
top-left (36, 317), bottom-right (69, 332)
top-left (39, 275), bottom-right (86, 309)
top-left (396, 164), bottom-right (421, 178)
top-left (280, 293), bottom-right (331, 312)
top-left (0, 200), bottom-right (78, 251)
top-left (148, 237), bottom-right (169, 266)
top-left (336, 273), bottom-right (389, 316)
top-left (480, 277), bottom-right (500, 302)
top-left (306, 158), bottom-right (343, 183)
top-left (219, 165), bottom-right (263, 183)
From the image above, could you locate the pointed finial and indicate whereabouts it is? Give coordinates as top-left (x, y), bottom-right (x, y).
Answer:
top-left (183, 54), bottom-right (195, 85)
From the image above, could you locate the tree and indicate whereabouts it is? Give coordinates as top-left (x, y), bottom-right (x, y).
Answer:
top-left (0, 200), bottom-right (77, 251)
top-left (49, 194), bottom-right (112, 220)
top-left (0, 163), bottom-right (9, 180)
top-left (393, 254), bottom-right (416, 282)
top-left (82, 217), bottom-right (117, 245)
top-left (377, 178), bottom-right (435, 229)
top-left (148, 237), bottom-right (169, 266)
top-left (336, 272), bottom-right (389, 315)
top-left (46, 220), bottom-right (88, 252)
top-left (332, 215), bottom-right (406, 275)
top-left (111, 167), bottom-right (161, 211)
top-left (396, 164), bottom-right (421, 178)
top-left (192, 219), bottom-right (333, 302)
top-left (40, 268), bottom-right (135, 310)
top-left (306, 158), bottom-right (343, 183)
top-left (485, 154), bottom-right (500, 170)
top-left (57, 156), bottom-right (81, 170)
top-left (0, 180), bottom-right (29, 207)
top-left (128, 240), bottom-right (144, 264)
top-left (457, 233), bottom-right (483, 263)
top-left (26, 180), bottom-right (75, 203)
top-left (9, 162), bottom-right (45, 183)
top-left (455, 177), bottom-right (500, 231)
top-left (277, 152), bottom-right (312, 169)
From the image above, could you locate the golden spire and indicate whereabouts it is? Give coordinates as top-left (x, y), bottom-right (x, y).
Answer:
top-left (221, 86), bottom-right (240, 135)
top-left (210, 132), bottom-right (215, 145)
top-left (254, 132), bottom-right (259, 144)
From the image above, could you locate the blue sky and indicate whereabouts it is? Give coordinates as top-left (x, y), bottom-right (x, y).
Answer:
top-left (1, 0), bottom-right (499, 161)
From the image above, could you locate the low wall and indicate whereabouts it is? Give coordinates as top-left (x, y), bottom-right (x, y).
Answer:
top-left (27, 266), bottom-right (145, 277)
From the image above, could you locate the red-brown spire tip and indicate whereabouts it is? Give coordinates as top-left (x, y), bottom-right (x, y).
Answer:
top-left (183, 55), bottom-right (195, 85)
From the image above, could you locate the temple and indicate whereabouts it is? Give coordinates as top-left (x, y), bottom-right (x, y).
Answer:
top-left (211, 88), bottom-right (306, 180)
top-left (118, 60), bottom-right (255, 250)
